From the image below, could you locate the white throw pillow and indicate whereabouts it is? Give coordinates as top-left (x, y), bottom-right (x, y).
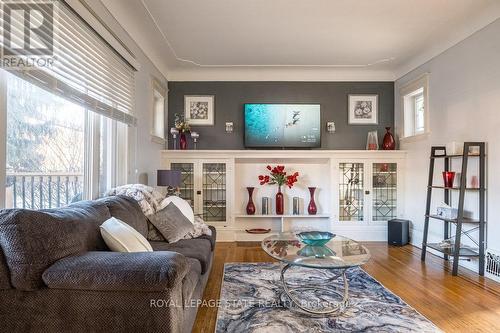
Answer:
top-left (100, 217), bottom-right (153, 252)
top-left (159, 196), bottom-right (194, 224)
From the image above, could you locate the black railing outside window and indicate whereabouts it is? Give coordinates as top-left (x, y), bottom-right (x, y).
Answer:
top-left (5, 173), bottom-right (83, 210)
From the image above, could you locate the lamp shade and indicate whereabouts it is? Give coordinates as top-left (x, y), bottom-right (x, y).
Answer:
top-left (157, 170), bottom-right (181, 187)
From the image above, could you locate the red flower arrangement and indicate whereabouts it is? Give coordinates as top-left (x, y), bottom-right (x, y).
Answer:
top-left (258, 165), bottom-right (299, 189)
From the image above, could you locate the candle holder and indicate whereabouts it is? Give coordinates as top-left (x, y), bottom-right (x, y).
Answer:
top-left (191, 131), bottom-right (200, 150)
top-left (170, 128), bottom-right (179, 150)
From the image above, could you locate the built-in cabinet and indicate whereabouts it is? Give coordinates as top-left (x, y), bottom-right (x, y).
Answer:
top-left (168, 159), bottom-right (233, 225)
top-left (335, 161), bottom-right (399, 223)
top-left (161, 150), bottom-right (405, 241)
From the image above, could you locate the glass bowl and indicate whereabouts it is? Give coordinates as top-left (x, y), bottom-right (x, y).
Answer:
top-left (296, 231), bottom-right (335, 246)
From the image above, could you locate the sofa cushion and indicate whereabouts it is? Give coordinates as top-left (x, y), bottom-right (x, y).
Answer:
top-left (150, 239), bottom-right (212, 274)
top-left (197, 226), bottom-right (217, 251)
top-left (100, 217), bottom-right (153, 252)
top-left (42, 251), bottom-right (189, 292)
top-left (98, 195), bottom-right (149, 237)
top-left (149, 203), bottom-right (195, 243)
top-left (0, 247), bottom-right (11, 289)
top-left (183, 257), bottom-right (202, 303)
top-left (0, 201), bottom-right (111, 291)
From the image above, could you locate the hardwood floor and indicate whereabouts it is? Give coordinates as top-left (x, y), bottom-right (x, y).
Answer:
top-left (193, 242), bottom-right (500, 333)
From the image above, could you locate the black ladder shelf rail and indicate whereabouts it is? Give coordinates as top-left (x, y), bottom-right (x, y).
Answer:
top-left (421, 142), bottom-right (486, 276)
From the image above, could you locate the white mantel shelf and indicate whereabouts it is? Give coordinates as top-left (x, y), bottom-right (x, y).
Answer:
top-left (161, 149), bottom-right (406, 163)
top-left (161, 149), bottom-right (407, 161)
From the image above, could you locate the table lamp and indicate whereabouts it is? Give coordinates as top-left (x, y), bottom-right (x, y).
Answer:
top-left (157, 170), bottom-right (181, 196)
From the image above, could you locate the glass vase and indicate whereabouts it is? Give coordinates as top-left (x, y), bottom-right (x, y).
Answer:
top-left (366, 131), bottom-right (378, 150)
top-left (246, 187), bottom-right (256, 215)
top-left (308, 187), bottom-right (317, 215)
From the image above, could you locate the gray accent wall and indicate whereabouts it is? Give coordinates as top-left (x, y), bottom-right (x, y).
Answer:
top-left (168, 81), bottom-right (394, 149)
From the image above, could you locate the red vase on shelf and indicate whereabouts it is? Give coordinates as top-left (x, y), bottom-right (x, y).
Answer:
top-left (276, 186), bottom-right (284, 215)
top-left (179, 133), bottom-right (188, 150)
top-left (443, 171), bottom-right (456, 188)
top-left (246, 187), bottom-right (256, 215)
top-left (307, 187), bottom-right (317, 215)
top-left (258, 165), bottom-right (298, 216)
top-left (382, 127), bottom-right (396, 150)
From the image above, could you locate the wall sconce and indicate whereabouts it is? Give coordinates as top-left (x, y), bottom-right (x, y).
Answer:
top-left (225, 122), bottom-right (234, 133)
top-left (326, 122), bottom-right (336, 133)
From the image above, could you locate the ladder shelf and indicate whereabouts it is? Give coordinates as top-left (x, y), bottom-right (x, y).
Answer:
top-left (421, 142), bottom-right (486, 276)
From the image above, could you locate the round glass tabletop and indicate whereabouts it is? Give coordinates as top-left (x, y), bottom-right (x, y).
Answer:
top-left (262, 232), bottom-right (371, 269)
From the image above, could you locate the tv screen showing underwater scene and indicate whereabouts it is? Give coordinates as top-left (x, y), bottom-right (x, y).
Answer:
top-left (244, 104), bottom-right (321, 148)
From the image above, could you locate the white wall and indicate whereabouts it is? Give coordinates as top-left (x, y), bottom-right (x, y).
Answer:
top-left (395, 18), bottom-right (500, 272)
top-left (86, 0), bottom-right (168, 186)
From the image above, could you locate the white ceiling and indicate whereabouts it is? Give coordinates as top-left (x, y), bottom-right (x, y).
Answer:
top-left (101, 0), bottom-right (500, 81)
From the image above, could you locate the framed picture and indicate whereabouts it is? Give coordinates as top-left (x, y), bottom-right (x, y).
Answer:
top-left (184, 95), bottom-right (215, 126)
top-left (348, 94), bottom-right (378, 125)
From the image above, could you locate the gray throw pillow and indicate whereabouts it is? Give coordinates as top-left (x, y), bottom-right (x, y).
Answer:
top-left (149, 203), bottom-right (194, 243)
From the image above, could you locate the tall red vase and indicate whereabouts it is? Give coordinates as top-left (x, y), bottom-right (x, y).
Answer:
top-left (246, 187), bottom-right (256, 215)
top-left (308, 187), bottom-right (317, 215)
top-left (276, 186), bottom-right (284, 215)
top-left (180, 133), bottom-right (188, 150)
top-left (382, 127), bottom-right (395, 150)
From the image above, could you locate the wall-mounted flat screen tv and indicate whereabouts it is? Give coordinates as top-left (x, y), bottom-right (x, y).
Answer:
top-left (244, 104), bottom-right (321, 148)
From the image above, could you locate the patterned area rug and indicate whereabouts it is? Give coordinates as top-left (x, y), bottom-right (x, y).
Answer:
top-left (216, 263), bottom-right (440, 332)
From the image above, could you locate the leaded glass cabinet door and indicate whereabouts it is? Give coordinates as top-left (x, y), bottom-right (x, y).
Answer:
top-left (339, 163), bottom-right (365, 221)
top-left (372, 163), bottom-right (397, 221)
top-left (202, 163), bottom-right (226, 223)
top-left (170, 163), bottom-right (195, 210)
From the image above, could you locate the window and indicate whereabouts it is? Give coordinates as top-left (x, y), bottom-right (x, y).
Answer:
top-left (151, 78), bottom-right (166, 144)
top-left (401, 74), bottom-right (429, 138)
top-left (2, 71), bottom-right (128, 209)
top-left (4, 73), bottom-right (85, 209)
top-left (0, 1), bottom-right (135, 209)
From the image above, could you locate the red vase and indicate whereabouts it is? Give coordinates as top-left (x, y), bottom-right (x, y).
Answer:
top-left (443, 172), bottom-right (456, 188)
top-left (308, 187), bottom-right (317, 215)
top-left (276, 186), bottom-right (284, 215)
top-left (382, 127), bottom-right (396, 150)
top-left (180, 133), bottom-right (188, 150)
top-left (246, 187), bottom-right (256, 215)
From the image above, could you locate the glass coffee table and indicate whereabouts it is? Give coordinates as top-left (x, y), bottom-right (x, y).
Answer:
top-left (262, 232), bottom-right (371, 315)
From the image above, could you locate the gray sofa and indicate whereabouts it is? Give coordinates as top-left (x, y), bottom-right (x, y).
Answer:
top-left (0, 195), bottom-right (215, 333)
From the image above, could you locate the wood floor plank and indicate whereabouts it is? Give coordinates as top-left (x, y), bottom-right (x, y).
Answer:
top-left (192, 242), bottom-right (500, 333)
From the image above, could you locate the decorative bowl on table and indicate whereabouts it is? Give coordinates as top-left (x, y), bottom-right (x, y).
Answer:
top-left (296, 231), bottom-right (335, 246)
top-left (297, 245), bottom-right (336, 258)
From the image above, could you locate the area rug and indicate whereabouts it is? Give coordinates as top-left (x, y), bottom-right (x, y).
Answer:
top-left (215, 263), bottom-right (440, 332)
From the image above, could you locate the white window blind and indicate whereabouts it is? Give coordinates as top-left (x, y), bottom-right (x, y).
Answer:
top-left (1, 0), bottom-right (137, 126)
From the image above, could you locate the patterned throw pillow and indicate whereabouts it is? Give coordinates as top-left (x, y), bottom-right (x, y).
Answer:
top-left (149, 203), bottom-right (195, 243)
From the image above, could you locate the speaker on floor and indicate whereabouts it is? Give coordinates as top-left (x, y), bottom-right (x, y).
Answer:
top-left (388, 219), bottom-right (409, 246)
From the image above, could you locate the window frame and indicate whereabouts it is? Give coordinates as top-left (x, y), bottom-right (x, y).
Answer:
top-left (400, 73), bottom-right (430, 141)
top-left (151, 77), bottom-right (167, 145)
top-left (0, 72), bottom-right (7, 209)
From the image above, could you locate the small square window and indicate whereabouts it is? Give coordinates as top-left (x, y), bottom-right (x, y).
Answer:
top-left (401, 75), bottom-right (429, 138)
